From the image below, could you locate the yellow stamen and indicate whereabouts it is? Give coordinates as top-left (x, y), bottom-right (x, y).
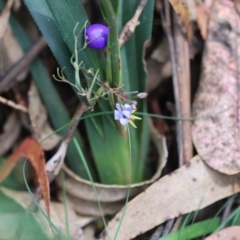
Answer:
top-left (129, 120), bottom-right (137, 128)
top-left (130, 114), bottom-right (141, 120)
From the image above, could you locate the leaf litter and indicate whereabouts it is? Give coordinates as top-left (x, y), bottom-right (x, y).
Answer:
top-left (102, 156), bottom-right (240, 240)
top-left (205, 226), bottom-right (240, 240)
top-left (0, 137), bottom-right (50, 217)
top-left (192, 0), bottom-right (240, 175)
top-left (0, 111), bottom-right (21, 155)
top-left (28, 81), bottom-right (62, 151)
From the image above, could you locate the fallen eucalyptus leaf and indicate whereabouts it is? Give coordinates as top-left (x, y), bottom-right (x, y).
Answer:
top-left (205, 226), bottom-right (240, 240)
top-left (192, 0), bottom-right (240, 175)
top-left (0, 25), bottom-right (27, 82)
top-left (102, 156), bottom-right (240, 240)
top-left (28, 81), bottom-right (62, 151)
top-left (0, 112), bottom-right (21, 156)
top-left (82, 225), bottom-right (98, 240)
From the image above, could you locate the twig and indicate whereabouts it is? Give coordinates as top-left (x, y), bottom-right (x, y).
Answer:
top-left (161, 0), bottom-right (191, 165)
top-left (0, 37), bottom-right (47, 93)
top-left (221, 196), bottom-right (235, 224)
top-left (150, 218), bottom-right (175, 240)
top-left (149, 225), bottom-right (164, 240)
top-left (171, 216), bottom-right (182, 232)
top-left (173, 10), bottom-right (192, 164)
top-left (162, 219), bottom-right (175, 236)
top-left (0, 95), bottom-right (28, 112)
top-left (119, 0), bottom-right (148, 47)
top-left (64, 102), bottom-right (90, 144)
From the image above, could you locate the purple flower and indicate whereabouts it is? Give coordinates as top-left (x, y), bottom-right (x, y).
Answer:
top-left (114, 103), bottom-right (141, 128)
top-left (86, 24), bottom-right (108, 49)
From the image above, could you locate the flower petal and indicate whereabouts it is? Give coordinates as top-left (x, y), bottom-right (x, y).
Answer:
top-left (120, 118), bottom-right (129, 126)
top-left (123, 104), bottom-right (133, 112)
top-left (116, 103), bottom-right (122, 112)
top-left (122, 110), bottom-right (131, 119)
top-left (114, 110), bottom-right (121, 120)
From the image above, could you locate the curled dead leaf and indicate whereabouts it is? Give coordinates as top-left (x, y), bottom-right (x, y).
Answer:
top-left (146, 37), bottom-right (171, 93)
top-left (0, 138), bottom-right (50, 217)
top-left (57, 120), bottom-right (168, 217)
top-left (28, 81), bottom-right (62, 151)
top-left (0, 112), bottom-right (21, 156)
top-left (0, 25), bottom-right (27, 83)
top-left (192, 0), bottom-right (240, 175)
top-left (102, 156), bottom-right (240, 240)
top-left (168, 0), bottom-right (192, 40)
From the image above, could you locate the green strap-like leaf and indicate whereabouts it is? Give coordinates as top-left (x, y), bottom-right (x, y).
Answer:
top-left (7, 5), bottom-right (93, 179)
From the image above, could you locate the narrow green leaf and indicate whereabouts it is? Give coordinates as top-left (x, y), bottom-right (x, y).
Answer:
top-left (0, 191), bottom-right (47, 240)
top-left (160, 218), bottom-right (221, 240)
top-left (100, 0), bottom-right (121, 86)
top-left (23, 0), bottom-right (75, 81)
top-left (7, 7), bottom-right (93, 179)
top-left (45, 0), bottom-right (106, 79)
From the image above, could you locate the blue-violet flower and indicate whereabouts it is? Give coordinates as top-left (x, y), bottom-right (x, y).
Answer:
top-left (86, 24), bottom-right (108, 49)
top-left (114, 103), bottom-right (141, 128)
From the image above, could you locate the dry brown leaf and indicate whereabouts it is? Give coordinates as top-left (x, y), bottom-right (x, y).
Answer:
top-left (196, 4), bottom-right (210, 40)
top-left (234, 0), bottom-right (240, 15)
top-left (168, 0), bottom-right (192, 40)
top-left (83, 225), bottom-right (98, 240)
top-left (57, 123), bottom-right (167, 217)
top-left (0, 112), bottom-right (21, 156)
top-left (12, 0), bottom-right (21, 11)
top-left (185, 0), bottom-right (196, 20)
top-left (146, 37), bottom-right (171, 93)
top-left (0, 137), bottom-right (50, 217)
top-left (205, 226), bottom-right (240, 240)
top-left (0, 25), bottom-right (27, 82)
top-left (192, 0), bottom-right (240, 175)
top-left (0, 187), bottom-right (84, 240)
top-left (28, 81), bottom-right (62, 151)
top-left (101, 156), bottom-right (240, 240)
top-left (0, 0), bottom-right (14, 40)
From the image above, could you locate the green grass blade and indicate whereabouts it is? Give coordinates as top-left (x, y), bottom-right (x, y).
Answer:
top-left (0, 191), bottom-right (49, 240)
top-left (160, 218), bottom-right (221, 240)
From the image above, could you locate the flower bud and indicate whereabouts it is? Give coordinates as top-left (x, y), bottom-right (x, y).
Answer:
top-left (137, 92), bottom-right (148, 99)
top-left (86, 24), bottom-right (108, 49)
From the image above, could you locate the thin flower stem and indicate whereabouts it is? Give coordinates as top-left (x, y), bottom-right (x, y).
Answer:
top-left (113, 125), bottom-right (132, 239)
